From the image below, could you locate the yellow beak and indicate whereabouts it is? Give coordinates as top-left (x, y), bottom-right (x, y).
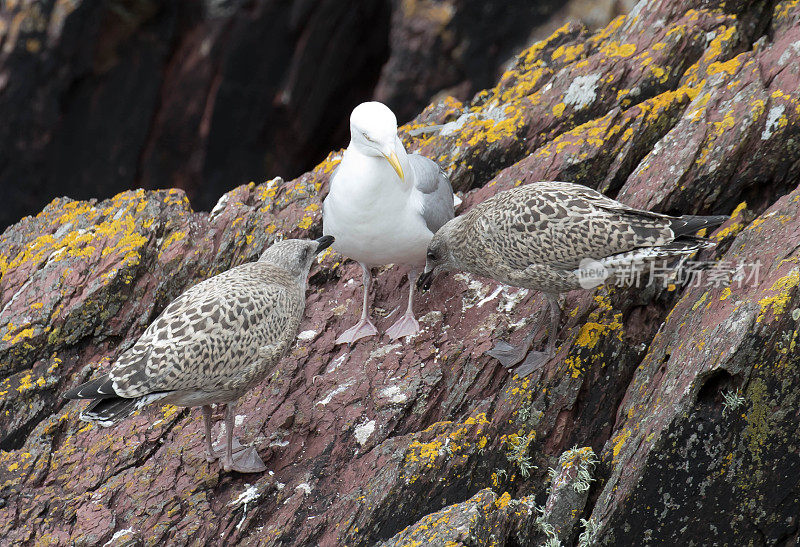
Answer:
top-left (383, 151), bottom-right (405, 181)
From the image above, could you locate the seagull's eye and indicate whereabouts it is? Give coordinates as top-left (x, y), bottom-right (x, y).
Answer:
top-left (363, 132), bottom-right (374, 142)
top-left (427, 251), bottom-right (437, 261)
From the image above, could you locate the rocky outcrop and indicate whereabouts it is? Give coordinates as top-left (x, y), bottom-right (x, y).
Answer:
top-left (0, 0), bottom-right (391, 229)
top-left (2, 0), bottom-right (800, 545)
top-left (0, 0), bottom-right (615, 231)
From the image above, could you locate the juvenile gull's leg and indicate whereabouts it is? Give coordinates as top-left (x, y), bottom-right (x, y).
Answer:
top-left (204, 404), bottom-right (245, 462)
top-left (336, 263), bottom-right (378, 344)
top-left (220, 403), bottom-right (266, 473)
top-left (487, 293), bottom-right (560, 376)
top-left (486, 312), bottom-right (545, 368)
top-left (203, 405), bottom-right (217, 462)
top-left (386, 270), bottom-right (421, 340)
top-left (512, 293), bottom-right (561, 378)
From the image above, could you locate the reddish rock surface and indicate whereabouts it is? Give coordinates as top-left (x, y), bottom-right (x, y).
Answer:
top-left (2, 0), bottom-right (800, 545)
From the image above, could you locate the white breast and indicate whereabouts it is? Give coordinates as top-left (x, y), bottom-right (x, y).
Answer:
top-left (323, 149), bottom-right (432, 267)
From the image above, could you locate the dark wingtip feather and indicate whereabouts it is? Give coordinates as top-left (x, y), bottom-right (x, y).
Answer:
top-left (670, 215), bottom-right (728, 237)
top-left (80, 397), bottom-right (139, 427)
top-left (64, 374), bottom-right (118, 400)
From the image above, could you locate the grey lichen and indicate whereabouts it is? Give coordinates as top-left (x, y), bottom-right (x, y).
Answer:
top-left (548, 446), bottom-right (598, 493)
top-left (577, 518), bottom-right (600, 546)
top-left (506, 432), bottom-right (537, 478)
top-left (535, 505), bottom-right (562, 547)
top-left (721, 388), bottom-right (746, 416)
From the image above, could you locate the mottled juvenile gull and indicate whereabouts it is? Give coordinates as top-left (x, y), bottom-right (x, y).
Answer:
top-left (418, 182), bottom-right (726, 377)
top-left (323, 101), bottom-right (456, 343)
top-left (65, 236), bottom-right (334, 473)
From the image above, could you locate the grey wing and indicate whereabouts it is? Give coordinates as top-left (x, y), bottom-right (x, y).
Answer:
top-left (479, 182), bottom-right (675, 270)
top-left (109, 273), bottom-right (302, 397)
top-left (408, 154), bottom-right (455, 234)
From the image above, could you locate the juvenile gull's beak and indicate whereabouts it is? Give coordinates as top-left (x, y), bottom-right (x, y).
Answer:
top-left (382, 150), bottom-right (405, 181)
top-left (315, 235), bottom-right (335, 254)
top-left (417, 268), bottom-right (435, 291)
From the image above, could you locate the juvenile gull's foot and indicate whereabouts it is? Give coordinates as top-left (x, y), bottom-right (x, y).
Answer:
top-left (222, 446), bottom-right (267, 474)
top-left (512, 351), bottom-right (551, 378)
top-left (206, 437), bottom-right (245, 462)
top-left (386, 313), bottom-right (420, 340)
top-left (486, 340), bottom-right (529, 369)
top-left (336, 318), bottom-right (378, 345)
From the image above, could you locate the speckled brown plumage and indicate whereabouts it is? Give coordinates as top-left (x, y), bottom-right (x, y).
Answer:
top-left (420, 182), bottom-right (727, 376)
top-left (65, 236), bottom-right (334, 473)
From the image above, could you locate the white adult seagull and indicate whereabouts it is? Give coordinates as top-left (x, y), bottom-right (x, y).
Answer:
top-left (323, 101), bottom-right (456, 343)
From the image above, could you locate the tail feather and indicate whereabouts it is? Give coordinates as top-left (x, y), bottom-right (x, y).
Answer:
top-left (660, 236), bottom-right (717, 252)
top-left (80, 397), bottom-right (140, 427)
top-left (78, 392), bottom-right (168, 427)
top-left (670, 215), bottom-right (728, 237)
top-left (64, 374), bottom-right (118, 400)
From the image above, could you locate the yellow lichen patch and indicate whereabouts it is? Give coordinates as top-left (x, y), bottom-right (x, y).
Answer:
top-left (711, 109), bottom-right (736, 137)
top-left (498, 67), bottom-right (548, 104)
top-left (402, 414), bottom-right (489, 484)
top-left (720, 287), bottom-right (732, 301)
top-left (405, 438), bottom-right (444, 470)
top-left (159, 230), bottom-right (186, 254)
top-left (521, 22), bottom-right (573, 66)
top-left (257, 179), bottom-right (281, 203)
top-left (552, 102), bottom-right (566, 118)
top-left (162, 188), bottom-right (190, 208)
top-left (30, 302), bottom-right (43, 310)
top-left (601, 41), bottom-right (636, 58)
top-left (552, 42), bottom-right (585, 63)
top-left (315, 152), bottom-right (343, 175)
top-left (773, 0), bottom-right (800, 21)
top-left (16, 372), bottom-right (36, 393)
top-left (495, 492), bottom-right (512, 509)
top-left (566, 355), bottom-right (583, 378)
top-left (48, 356), bottom-right (63, 375)
top-left (458, 106), bottom-right (525, 149)
top-left (507, 373), bottom-right (532, 398)
top-left (575, 314), bottom-right (623, 350)
top-left (692, 291), bottom-right (709, 311)
top-left (315, 247), bottom-right (333, 264)
top-left (160, 404), bottom-right (180, 420)
top-left (649, 65), bottom-right (669, 84)
top-left (3, 326), bottom-right (35, 345)
top-left (713, 201), bottom-right (748, 240)
top-left (297, 216), bottom-right (314, 230)
top-left (611, 428), bottom-right (632, 463)
top-left (682, 24), bottom-right (738, 86)
top-left (686, 92), bottom-right (712, 122)
top-left (757, 269), bottom-right (800, 322)
top-left (707, 55), bottom-right (743, 77)
top-left (587, 14), bottom-right (626, 49)
top-left (463, 413), bottom-right (489, 427)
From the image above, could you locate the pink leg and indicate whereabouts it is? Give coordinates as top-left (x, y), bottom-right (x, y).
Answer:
top-left (487, 292), bottom-right (560, 377)
top-left (336, 263), bottom-right (378, 344)
top-left (387, 270), bottom-right (421, 340)
top-left (203, 405), bottom-right (217, 462)
top-left (203, 404), bottom-right (244, 462)
top-left (220, 403), bottom-right (266, 474)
